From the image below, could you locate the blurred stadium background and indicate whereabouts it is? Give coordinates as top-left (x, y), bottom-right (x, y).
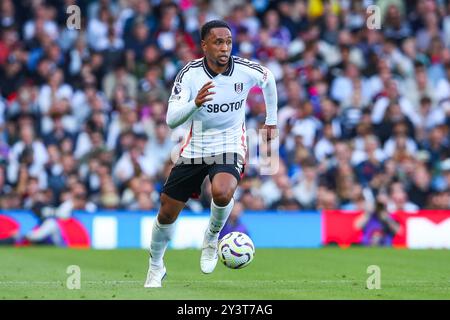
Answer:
top-left (0, 0), bottom-right (450, 250)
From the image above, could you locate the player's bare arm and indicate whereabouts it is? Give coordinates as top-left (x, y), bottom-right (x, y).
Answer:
top-left (260, 64), bottom-right (279, 143)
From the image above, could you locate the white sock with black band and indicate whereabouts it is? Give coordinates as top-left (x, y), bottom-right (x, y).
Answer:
top-left (205, 198), bottom-right (235, 242)
top-left (149, 219), bottom-right (175, 268)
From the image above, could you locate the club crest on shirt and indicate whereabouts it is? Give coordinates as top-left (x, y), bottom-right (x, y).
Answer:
top-left (234, 82), bottom-right (243, 94)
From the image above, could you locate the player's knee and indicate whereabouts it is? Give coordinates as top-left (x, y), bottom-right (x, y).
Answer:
top-left (158, 199), bottom-right (177, 224)
top-left (212, 189), bottom-right (234, 207)
top-left (157, 209), bottom-right (176, 224)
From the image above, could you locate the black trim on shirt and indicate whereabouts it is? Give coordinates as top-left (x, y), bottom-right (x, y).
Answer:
top-left (175, 60), bottom-right (203, 83)
top-left (202, 57), bottom-right (235, 78)
top-left (233, 57), bottom-right (264, 74)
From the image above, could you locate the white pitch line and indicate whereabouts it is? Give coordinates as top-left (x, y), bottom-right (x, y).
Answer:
top-left (0, 279), bottom-right (449, 287)
top-left (0, 280), bottom-right (142, 286)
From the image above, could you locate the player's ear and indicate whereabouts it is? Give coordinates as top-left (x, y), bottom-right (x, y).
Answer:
top-left (201, 39), bottom-right (206, 52)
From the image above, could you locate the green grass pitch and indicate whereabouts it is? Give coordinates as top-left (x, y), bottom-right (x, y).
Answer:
top-left (0, 247), bottom-right (449, 299)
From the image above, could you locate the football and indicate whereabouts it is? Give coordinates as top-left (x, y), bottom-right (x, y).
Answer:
top-left (218, 232), bottom-right (255, 269)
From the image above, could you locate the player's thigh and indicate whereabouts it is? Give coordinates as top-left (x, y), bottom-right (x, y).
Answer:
top-left (208, 153), bottom-right (243, 205)
top-left (162, 159), bottom-right (208, 200)
top-left (210, 172), bottom-right (238, 206)
top-left (160, 159), bottom-right (208, 222)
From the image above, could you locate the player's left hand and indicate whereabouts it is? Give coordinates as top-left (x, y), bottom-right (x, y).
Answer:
top-left (261, 124), bottom-right (278, 143)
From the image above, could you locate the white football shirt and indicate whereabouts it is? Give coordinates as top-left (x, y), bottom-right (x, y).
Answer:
top-left (167, 56), bottom-right (277, 160)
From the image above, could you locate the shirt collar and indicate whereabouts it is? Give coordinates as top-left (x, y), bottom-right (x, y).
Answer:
top-left (202, 56), bottom-right (234, 78)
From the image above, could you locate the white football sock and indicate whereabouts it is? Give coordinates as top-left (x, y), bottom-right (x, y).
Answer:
top-left (149, 219), bottom-right (175, 268)
top-left (205, 198), bottom-right (235, 242)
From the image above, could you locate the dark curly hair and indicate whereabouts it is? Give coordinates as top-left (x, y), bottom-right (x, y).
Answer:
top-left (200, 20), bottom-right (231, 40)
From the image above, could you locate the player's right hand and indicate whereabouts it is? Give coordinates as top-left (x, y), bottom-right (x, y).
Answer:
top-left (195, 81), bottom-right (215, 107)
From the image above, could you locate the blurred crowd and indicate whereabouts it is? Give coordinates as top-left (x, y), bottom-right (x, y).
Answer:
top-left (0, 0), bottom-right (449, 219)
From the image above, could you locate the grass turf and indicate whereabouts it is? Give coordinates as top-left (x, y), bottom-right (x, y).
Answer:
top-left (0, 247), bottom-right (449, 300)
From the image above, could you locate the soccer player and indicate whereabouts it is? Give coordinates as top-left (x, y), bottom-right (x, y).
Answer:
top-left (144, 20), bottom-right (278, 288)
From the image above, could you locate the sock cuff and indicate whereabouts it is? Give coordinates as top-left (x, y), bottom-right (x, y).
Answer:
top-left (155, 219), bottom-right (175, 230)
top-left (211, 197), bottom-right (235, 210)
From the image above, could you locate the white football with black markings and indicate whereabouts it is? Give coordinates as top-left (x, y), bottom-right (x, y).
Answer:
top-left (218, 232), bottom-right (255, 269)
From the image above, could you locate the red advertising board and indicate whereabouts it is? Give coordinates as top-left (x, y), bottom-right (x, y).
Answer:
top-left (322, 210), bottom-right (363, 247)
top-left (0, 215), bottom-right (19, 240)
top-left (392, 211), bottom-right (450, 248)
top-left (323, 210), bottom-right (450, 248)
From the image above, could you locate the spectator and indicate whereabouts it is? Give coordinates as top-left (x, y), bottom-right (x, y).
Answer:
top-left (271, 186), bottom-right (302, 211)
top-left (98, 176), bottom-right (121, 209)
top-left (102, 61), bottom-right (138, 101)
top-left (138, 65), bottom-right (169, 103)
top-left (239, 189), bottom-right (266, 211)
top-left (382, 4), bottom-right (411, 45)
top-left (354, 135), bottom-right (384, 187)
top-left (0, 53), bottom-right (26, 98)
top-left (263, 9), bottom-right (291, 48)
top-left (145, 120), bottom-right (175, 173)
top-left (122, 0), bottom-right (157, 41)
top-left (427, 189), bottom-right (450, 210)
top-left (292, 160), bottom-right (318, 209)
top-left (47, 152), bottom-right (77, 204)
top-left (383, 181), bottom-right (419, 213)
top-left (8, 125), bottom-right (48, 185)
top-left (402, 62), bottom-right (438, 108)
top-left (290, 101), bottom-right (322, 149)
top-left (437, 158), bottom-right (450, 192)
top-left (113, 144), bottom-right (157, 186)
top-left (416, 96), bottom-right (446, 141)
top-left (316, 185), bottom-right (338, 210)
top-left (37, 68), bottom-right (73, 115)
top-left (408, 164), bottom-right (432, 208)
top-left (259, 163), bottom-right (290, 208)
top-left (23, 4), bottom-right (59, 42)
top-left (87, 6), bottom-right (113, 51)
top-left (134, 192), bottom-right (156, 210)
top-left (422, 125), bottom-right (450, 170)
top-left (125, 19), bottom-right (154, 66)
top-left (330, 63), bottom-right (372, 108)
top-left (314, 121), bottom-right (336, 162)
top-left (42, 111), bottom-right (75, 146)
top-left (355, 201), bottom-right (400, 246)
